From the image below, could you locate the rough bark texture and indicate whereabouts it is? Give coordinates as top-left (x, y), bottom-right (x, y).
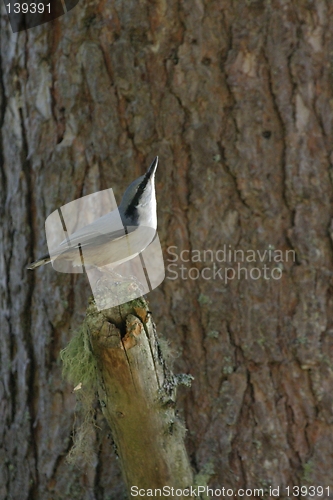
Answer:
top-left (1, 0), bottom-right (333, 499)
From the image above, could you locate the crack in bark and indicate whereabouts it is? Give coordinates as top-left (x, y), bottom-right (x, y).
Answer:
top-left (18, 80), bottom-right (39, 495)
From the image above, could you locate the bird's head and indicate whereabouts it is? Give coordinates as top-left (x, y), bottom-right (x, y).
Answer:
top-left (119, 157), bottom-right (158, 227)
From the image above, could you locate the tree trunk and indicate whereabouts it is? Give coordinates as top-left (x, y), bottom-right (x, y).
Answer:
top-left (1, 0), bottom-right (333, 499)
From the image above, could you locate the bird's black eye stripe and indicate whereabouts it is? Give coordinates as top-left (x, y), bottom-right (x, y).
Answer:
top-left (124, 171), bottom-right (150, 218)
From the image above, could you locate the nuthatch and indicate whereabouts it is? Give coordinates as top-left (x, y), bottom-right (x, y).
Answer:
top-left (27, 157), bottom-right (158, 271)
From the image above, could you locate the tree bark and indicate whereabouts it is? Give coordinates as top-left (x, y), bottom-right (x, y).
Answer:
top-left (1, 0), bottom-right (333, 499)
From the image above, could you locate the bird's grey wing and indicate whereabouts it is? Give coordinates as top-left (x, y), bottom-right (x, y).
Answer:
top-left (56, 210), bottom-right (136, 252)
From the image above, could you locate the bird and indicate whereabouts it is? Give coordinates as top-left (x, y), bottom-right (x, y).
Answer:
top-left (27, 157), bottom-right (159, 271)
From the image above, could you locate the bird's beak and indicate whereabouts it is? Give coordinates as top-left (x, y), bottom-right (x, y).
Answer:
top-left (146, 156), bottom-right (158, 178)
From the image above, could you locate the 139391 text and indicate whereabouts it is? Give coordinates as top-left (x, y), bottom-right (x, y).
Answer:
top-left (6, 2), bottom-right (51, 13)
top-left (285, 486), bottom-right (330, 497)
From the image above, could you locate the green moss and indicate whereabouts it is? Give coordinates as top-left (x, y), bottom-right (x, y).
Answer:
top-left (207, 330), bottom-right (219, 339)
top-left (302, 459), bottom-right (314, 482)
top-left (175, 373), bottom-right (194, 388)
top-left (194, 461), bottom-right (215, 500)
top-left (60, 325), bottom-right (99, 466)
top-left (198, 294), bottom-right (212, 306)
top-left (60, 324), bottom-right (97, 391)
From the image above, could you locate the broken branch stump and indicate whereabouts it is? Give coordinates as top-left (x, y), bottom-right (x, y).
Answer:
top-left (79, 297), bottom-right (194, 499)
